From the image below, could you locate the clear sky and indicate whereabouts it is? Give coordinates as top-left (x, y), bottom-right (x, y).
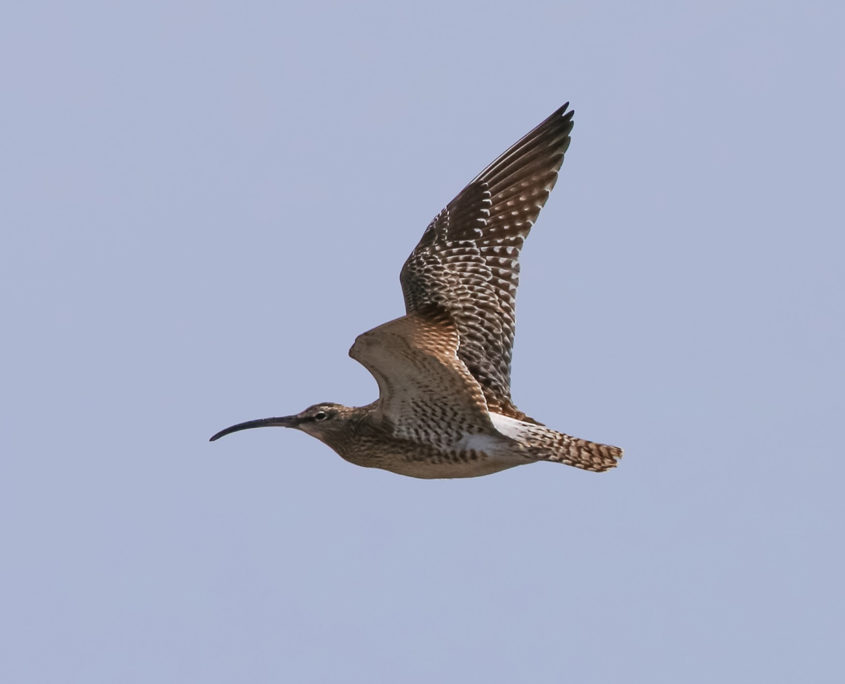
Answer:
top-left (2, 1), bottom-right (843, 682)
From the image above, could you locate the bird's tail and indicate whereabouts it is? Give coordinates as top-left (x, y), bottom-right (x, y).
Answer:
top-left (490, 412), bottom-right (623, 472)
top-left (535, 433), bottom-right (623, 472)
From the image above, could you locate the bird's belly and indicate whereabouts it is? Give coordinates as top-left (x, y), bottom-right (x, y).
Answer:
top-left (373, 455), bottom-right (523, 479)
top-left (340, 434), bottom-right (527, 479)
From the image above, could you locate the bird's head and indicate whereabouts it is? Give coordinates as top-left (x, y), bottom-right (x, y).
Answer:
top-left (209, 402), bottom-right (354, 444)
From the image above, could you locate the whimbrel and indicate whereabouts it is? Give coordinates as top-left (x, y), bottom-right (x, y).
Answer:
top-left (211, 104), bottom-right (622, 478)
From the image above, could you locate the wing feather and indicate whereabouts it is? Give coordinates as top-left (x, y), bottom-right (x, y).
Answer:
top-left (400, 104), bottom-right (574, 417)
top-left (349, 308), bottom-right (495, 447)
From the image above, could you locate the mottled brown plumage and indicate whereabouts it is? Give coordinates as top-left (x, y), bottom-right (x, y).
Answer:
top-left (211, 104), bottom-right (622, 478)
top-left (400, 104), bottom-right (573, 419)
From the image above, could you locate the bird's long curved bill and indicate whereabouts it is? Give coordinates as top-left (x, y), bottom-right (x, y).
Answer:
top-left (209, 415), bottom-right (297, 442)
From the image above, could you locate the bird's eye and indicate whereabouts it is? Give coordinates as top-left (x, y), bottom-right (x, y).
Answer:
top-left (313, 411), bottom-right (328, 422)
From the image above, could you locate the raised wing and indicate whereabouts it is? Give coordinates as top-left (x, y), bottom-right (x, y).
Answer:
top-left (349, 308), bottom-right (495, 447)
top-left (400, 104), bottom-right (574, 418)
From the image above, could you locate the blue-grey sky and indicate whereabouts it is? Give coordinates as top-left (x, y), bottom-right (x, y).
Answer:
top-left (2, 1), bottom-right (843, 682)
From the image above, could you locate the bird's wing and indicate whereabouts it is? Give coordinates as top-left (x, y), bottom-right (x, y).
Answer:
top-left (400, 104), bottom-right (573, 419)
top-left (349, 307), bottom-right (496, 446)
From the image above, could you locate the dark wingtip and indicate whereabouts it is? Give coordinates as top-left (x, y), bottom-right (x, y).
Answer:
top-left (554, 102), bottom-right (572, 118)
top-left (530, 103), bottom-right (573, 139)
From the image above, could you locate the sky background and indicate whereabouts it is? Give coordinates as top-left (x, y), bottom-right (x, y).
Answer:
top-left (2, 1), bottom-right (844, 682)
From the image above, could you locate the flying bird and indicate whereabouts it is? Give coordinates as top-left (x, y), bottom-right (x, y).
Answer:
top-left (211, 104), bottom-right (622, 478)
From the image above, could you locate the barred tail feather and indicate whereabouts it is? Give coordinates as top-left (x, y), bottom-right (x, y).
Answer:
top-left (489, 412), bottom-right (623, 473)
top-left (543, 435), bottom-right (623, 472)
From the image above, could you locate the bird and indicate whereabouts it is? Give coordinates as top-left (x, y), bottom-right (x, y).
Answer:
top-left (210, 103), bottom-right (622, 478)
